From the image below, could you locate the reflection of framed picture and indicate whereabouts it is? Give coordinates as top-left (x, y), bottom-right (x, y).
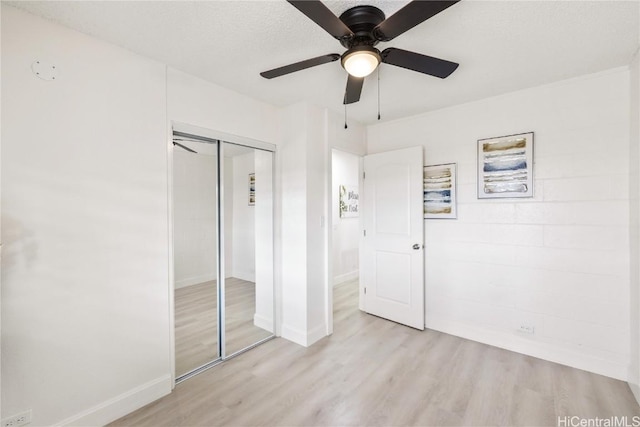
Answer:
top-left (424, 163), bottom-right (457, 219)
top-left (249, 173), bottom-right (255, 206)
top-left (339, 185), bottom-right (359, 218)
top-left (478, 132), bottom-right (534, 199)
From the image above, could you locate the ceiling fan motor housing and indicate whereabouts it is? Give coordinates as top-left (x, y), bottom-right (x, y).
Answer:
top-left (338, 5), bottom-right (386, 48)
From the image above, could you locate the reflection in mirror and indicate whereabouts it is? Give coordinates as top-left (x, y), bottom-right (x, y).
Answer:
top-left (173, 137), bottom-right (220, 377)
top-left (223, 142), bottom-right (274, 356)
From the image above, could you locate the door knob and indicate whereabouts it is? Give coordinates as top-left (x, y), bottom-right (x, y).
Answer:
top-left (412, 243), bottom-right (421, 250)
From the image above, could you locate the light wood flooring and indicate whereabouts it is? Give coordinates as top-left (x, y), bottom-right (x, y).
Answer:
top-left (175, 277), bottom-right (273, 377)
top-left (116, 279), bottom-right (640, 426)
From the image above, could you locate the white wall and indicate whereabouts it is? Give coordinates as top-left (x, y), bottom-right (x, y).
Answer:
top-left (1, 3), bottom-right (4, 419)
top-left (305, 104), bottom-right (328, 343)
top-left (173, 150), bottom-right (217, 288)
top-left (2, 5), bottom-right (170, 425)
top-left (368, 68), bottom-right (631, 380)
top-left (331, 150), bottom-right (360, 285)
top-left (629, 49), bottom-right (640, 400)
top-left (327, 109), bottom-right (367, 157)
top-left (231, 151), bottom-right (255, 282)
top-left (167, 69), bottom-right (280, 145)
top-left (279, 103), bottom-right (311, 345)
top-left (629, 12), bottom-right (640, 402)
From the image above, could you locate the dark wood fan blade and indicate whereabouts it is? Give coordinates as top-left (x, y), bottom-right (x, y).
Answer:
top-left (344, 74), bottom-right (364, 104)
top-left (288, 1), bottom-right (354, 40)
top-left (260, 54), bottom-right (340, 79)
top-left (374, 1), bottom-right (459, 41)
top-left (381, 48), bottom-right (458, 78)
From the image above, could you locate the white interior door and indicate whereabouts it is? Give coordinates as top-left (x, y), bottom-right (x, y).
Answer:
top-left (362, 146), bottom-right (424, 330)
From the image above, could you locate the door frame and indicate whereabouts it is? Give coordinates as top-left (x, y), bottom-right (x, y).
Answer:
top-left (168, 121), bottom-right (278, 386)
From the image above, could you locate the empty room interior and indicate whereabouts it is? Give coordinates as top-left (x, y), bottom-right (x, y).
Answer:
top-left (3, 0), bottom-right (640, 426)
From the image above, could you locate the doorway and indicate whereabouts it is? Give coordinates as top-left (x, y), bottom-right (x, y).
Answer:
top-left (330, 149), bottom-right (362, 329)
top-left (171, 126), bottom-right (275, 382)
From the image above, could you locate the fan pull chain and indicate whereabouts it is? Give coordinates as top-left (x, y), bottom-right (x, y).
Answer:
top-left (344, 104), bottom-right (348, 129)
top-left (377, 67), bottom-right (381, 121)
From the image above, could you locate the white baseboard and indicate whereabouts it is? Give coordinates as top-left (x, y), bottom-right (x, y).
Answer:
top-left (231, 269), bottom-right (255, 283)
top-left (425, 316), bottom-right (627, 381)
top-left (56, 375), bottom-right (172, 426)
top-left (333, 271), bottom-right (358, 286)
top-left (175, 273), bottom-right (216, 289)
top-left (307, 323), bottom-right (327, 346)
top-left (280, 323), bottom-right (307, 346)
top-left (254, 312), bottom-right (274, 333)
top-left (281, 322), bottom-right (327, 347)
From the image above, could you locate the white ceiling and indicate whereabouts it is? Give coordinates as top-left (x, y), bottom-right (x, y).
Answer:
top-left (8, 0), bottom-right (640, 125)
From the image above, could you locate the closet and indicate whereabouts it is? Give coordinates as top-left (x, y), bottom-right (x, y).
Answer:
top-left (172, 127), bottom-right (275, 382)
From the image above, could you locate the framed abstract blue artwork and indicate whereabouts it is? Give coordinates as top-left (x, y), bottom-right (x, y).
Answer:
top-left (424, 163), bottom-right (457, 219)
top-left (477, 132), bottom-right (534, 199)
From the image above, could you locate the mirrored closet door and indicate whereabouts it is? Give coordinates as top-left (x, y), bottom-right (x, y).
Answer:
top-left (173, 134), bottom-right (220, 378)
top-left (222, 142), bottom-right (274, 356)
top-left (172, 130), bottom-right (275, 382)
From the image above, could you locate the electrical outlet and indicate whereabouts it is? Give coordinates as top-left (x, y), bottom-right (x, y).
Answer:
top-left (518, 324), bottom-right (535, 334)
top-left (15, 411), bottom-right (31, 426)
top-left (2, 410), bottom-right (32, 427)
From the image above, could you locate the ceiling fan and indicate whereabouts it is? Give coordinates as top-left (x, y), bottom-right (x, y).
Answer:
top-left (260, 0), bottom-right (461, 105)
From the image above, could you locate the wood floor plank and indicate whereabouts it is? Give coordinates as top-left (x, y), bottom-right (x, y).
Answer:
top-left (112, 279), bottom-right (640, 426)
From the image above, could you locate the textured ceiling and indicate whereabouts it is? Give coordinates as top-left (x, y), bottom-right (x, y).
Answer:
top-left (8, 0), bottom-right (639, 125)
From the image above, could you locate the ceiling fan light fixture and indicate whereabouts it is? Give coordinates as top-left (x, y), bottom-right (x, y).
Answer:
top-left (341, 46), bottom-right (381, 78)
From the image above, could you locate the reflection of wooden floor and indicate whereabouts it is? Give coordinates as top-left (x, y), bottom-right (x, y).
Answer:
top-left (175, 280), bottom-right (218, 377)
top-left (115, 278), bottom-right (640, 426)
top-left (225, 277), bottom-right (273, 356)
top-left (174, 277), bottom-right (272, 377)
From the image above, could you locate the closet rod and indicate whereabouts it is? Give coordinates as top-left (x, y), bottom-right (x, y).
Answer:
top-left (172, 141), bottom-right (198, 154)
